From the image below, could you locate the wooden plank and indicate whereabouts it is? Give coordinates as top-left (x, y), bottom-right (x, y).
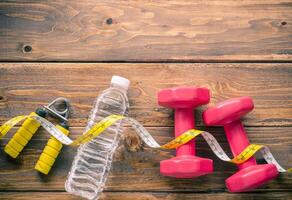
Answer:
top-left (0, 192), bottom-right (291, 200)
top-left (0, 63), bottom-right (291, 126)
top-left (0, 1), bottom-right (291, 61)
top-left (0, 127), bottom-right (291, 191)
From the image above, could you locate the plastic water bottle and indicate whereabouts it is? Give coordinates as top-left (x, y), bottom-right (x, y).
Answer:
top-left (65, 76), bottom-right (130, 200)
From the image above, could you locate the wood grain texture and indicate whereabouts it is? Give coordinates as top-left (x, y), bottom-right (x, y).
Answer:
top-left (0, 127), bottom-right (291, 191)
top-left (0, 192), bottom-right (291, 200)
top-left (0, 0), bottom-right (292, 61)
top-left (0, 63), bottom-right (291, 126)
top-left (0, 63), bottom-right (291, 198)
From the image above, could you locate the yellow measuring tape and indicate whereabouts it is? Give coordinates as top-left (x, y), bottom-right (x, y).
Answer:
top-left (0, 114), bottom-right (291, 173)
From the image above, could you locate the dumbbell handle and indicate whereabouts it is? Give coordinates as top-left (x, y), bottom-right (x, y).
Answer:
top-left (175, 108), bottom-right (195, 157)
top-left (224, 120), bottom-right (257, 170)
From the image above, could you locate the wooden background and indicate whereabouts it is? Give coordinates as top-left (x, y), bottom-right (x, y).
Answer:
top-left (0, 1), bottom-right (291, 200)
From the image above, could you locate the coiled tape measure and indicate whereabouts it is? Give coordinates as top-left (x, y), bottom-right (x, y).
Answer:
top-left (0, 111), bottom-right (291, 173)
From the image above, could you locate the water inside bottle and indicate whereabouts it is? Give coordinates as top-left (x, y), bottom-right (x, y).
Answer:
top-left (65, 76), bottom-right (130, 200)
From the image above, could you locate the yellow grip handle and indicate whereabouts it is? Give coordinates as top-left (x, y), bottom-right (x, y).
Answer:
top-left (4, 112), bottom-right (40, 158)
top-left (35, 124), bottom-right (69, 175)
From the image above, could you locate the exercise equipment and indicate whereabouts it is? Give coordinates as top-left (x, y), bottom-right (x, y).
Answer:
top-left (203, 97), bottom-right (279, 192)
top-left (35, 97), bottom-right (70, 174)
top-left (4, 108), bottom-right (47, 158)
top-left (158, 87), bottom-right (213, 178)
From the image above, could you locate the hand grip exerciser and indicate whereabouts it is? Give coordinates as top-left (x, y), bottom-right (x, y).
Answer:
top-left (35, 123), bottom-right (69, 174)
top-left (4, 109), bottom-right (47, 158)
top-left (4, 97), bottom-right (70, 175)
top-left (158, 87), bottom-right (213, 178)
top-left (203, 97), bottom-right (278, 192)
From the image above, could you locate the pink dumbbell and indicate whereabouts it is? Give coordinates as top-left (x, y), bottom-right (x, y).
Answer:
top-left (203, 97), bottom-right (278, 192)
top-left (158, 87), bottom-right (213, 178)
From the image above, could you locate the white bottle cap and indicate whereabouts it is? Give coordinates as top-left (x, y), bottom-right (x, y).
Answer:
top-left (111, 76), bottom-right (130, 90)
